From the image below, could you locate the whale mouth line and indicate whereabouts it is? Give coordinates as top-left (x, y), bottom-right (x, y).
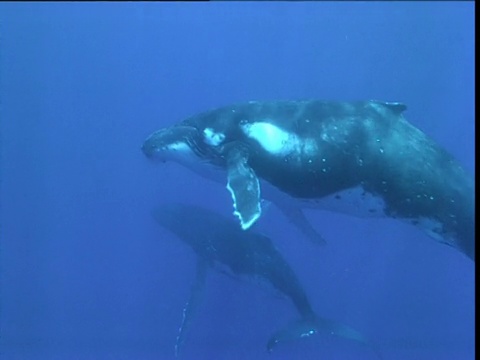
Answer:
top-left (185, 135), bottom-right (205, 158)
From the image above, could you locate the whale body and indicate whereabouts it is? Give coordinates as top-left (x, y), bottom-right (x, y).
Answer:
top-left (143, 100), bottom-right (475, 261)
top-left (152, 203), bottom-right (377, 356)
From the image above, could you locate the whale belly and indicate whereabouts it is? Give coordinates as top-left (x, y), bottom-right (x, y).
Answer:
top-left (300, 186), bottom-right (388, 218)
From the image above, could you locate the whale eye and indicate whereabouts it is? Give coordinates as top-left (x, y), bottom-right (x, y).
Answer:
top-left (203, 127), bottom-right (225, 146)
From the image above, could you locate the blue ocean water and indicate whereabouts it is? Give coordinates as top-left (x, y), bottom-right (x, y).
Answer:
top-left (0, 2), bottom-right (474, 360)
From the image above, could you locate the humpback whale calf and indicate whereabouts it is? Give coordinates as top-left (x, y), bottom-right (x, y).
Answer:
top-left (152, 203), bottom-right (378, 357)
top-left (143, 100), bottom-right (475, 260)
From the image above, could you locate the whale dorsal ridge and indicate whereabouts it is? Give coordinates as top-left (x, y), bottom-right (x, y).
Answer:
top-left (383, 102), bottom-right (407, 115)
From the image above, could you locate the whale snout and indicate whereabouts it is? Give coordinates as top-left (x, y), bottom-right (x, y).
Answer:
top-left (142, 130), bottom-right (165, 160)
top-left (141, 125), bottom-right (200, 163)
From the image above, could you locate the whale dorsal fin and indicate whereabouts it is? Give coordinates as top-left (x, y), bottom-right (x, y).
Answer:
top-left (383, 102), bottom-right (407, 115)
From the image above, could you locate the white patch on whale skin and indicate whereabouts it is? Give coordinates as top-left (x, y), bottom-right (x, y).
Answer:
top-left (163, 141), bottom-right (225, 183)
top-left (164, 141), bottom-right (193, 159)
top-left (240, 121), bottom-right (317, 158)
top-left (163, 141), bottom-right (204, 169)
top-left (203, 127), bottom-right (225, 146)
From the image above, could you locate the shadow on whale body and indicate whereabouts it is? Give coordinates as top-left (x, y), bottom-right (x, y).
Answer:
top-left (143, 100), bottom-right (474, 261)
top-left (152, 203), bottom-right (381, 358)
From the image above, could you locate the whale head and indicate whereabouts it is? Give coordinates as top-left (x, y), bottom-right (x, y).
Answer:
top-left (141, 123), bottom-right (230, 182)
top-left (142, 125), bottom-right (200, 161)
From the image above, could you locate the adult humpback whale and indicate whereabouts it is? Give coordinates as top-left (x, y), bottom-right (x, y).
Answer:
top-left (152, 203), bottom-right (377, 357)
top-left (142, 100), bottom-right (475, 261)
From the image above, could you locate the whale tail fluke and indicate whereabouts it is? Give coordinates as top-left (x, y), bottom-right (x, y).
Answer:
top-left (267, 315), bottom-right (382, 359)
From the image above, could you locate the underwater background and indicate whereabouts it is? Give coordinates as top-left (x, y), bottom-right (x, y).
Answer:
top-left (0, 2), bottom-right (474, 360)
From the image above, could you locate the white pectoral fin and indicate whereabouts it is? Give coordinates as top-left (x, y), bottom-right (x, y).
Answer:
top-left (174, 258), bottom-right (209, 357)
top-left (225, 147), bottom-right (261, 230)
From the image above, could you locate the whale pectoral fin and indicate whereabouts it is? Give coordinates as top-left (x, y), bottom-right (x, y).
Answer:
top-left (174, 258), bottom-right (209, 357)
top-left (225, 146), bottom-right (261, 230)
top-left (276, 204), bottom-right (326, 246)
top-left (267, 316), bottom-right (382, 359)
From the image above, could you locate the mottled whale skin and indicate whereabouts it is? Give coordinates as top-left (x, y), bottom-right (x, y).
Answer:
top-left (143, 100), bottom-right (474, 261)
top-left (152, 203), bottom-right (376, 356)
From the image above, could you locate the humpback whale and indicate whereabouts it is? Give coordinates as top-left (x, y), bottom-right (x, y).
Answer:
top-left (143, 100), bottom-right (475, 260)
top-left (152, 203), bottom-right (378, 357)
